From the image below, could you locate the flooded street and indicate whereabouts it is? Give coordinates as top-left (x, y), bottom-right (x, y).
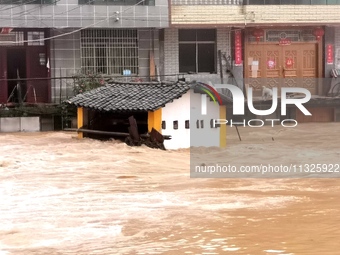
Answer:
top-left (1, 123), bottom-right (340, 255)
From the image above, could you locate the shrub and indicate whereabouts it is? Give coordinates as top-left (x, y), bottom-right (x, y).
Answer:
top-left (72, 72), bottom-right (105, 95)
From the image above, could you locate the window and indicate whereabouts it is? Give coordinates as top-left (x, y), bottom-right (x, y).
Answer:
top-left (185, 120), bottom-right (190, 129)
top-left (81, 29), bottom-right (138, 75)
top-left (210, 119), bottom-right (218, 128)
top-left (179, 29), bottom-right (216, 73)
top-left (79, 0), bottom-right (155, 5)
top-left (245, 0), bottom-right (340, 4)
top-left (200, 120), bottom-right (204, 129)
top-left (0, 0), bottom-right (54, 4)
top-left (27, 31), bottom-right (45, 46)
top-left (0, 31), bottom-right (24, 46)
top-left (162, 121), bottom-right (166, 130)
top-left (196, 120), bottom-right (200, 129)
top-left (248, 29), bottom-right (316, 43)
top-left (173, 121), bottom-right (178, 130)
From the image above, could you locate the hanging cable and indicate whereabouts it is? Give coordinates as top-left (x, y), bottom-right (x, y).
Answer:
top-left (1, 0), bottom-right (145, 45)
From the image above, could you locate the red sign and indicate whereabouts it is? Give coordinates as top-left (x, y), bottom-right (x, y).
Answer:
top-left (267, 59), bottom-right (275, 69)
top-left (327, 44), bottom-right (333, 65)
top-left (286, 58), bottom-right (294, 68)
top-left (279, 38), bottom-right (291, 45)
top-left (1, 27), bottom-right (13, 34)
top-left (234, 30), bottom-right (243, 66)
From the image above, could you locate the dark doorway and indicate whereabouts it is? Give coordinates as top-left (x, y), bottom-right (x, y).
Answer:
top-left (7, 49), bottom-right (26, 103)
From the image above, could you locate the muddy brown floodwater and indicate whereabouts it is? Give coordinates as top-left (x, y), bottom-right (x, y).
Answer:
top-left (0, 123), bottom-right (340, 255)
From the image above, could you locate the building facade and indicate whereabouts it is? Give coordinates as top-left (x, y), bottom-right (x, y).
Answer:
top-left (3, 0), bottom-right (340, 122)
top-left (0, 0), bottom-right (169, 104)
top-left (164, 0), bottom-right (340, 122)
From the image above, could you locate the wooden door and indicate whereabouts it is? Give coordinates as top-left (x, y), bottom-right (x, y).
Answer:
top-left (0, 48), bottom-right (7, 103)
top-left (26, 48), bottom-right (49, 103)
top-left (296, 107), bottom-right (334, 122)
top-left (245, 43), bottom-right (318, 95)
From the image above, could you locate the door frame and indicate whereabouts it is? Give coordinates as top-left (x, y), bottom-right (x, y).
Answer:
top-left (0, 48), bottom-right (7, 104)
top-left (244, 27), bottom-right (323, 95)
top-left (0, 28), bottom-right (50, 105)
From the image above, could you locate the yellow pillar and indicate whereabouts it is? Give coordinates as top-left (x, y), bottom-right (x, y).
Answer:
top-left (147, 108), bottom-right (162, 133)
top-left (77, 107), bottom-right (84, 139)
top-left (219, 105), bottom-right (227, 148)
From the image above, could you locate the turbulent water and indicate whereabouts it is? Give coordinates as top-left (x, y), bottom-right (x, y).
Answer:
top-left (0, 123), bottom-right (340, 255)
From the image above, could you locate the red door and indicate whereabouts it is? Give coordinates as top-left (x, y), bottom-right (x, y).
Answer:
top-left (0, 48), bottom-right (7, 104)
top-left (26, 48), bottom-right (49, 103)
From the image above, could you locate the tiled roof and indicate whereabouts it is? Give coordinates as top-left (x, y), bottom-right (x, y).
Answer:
top-left (66, 81), bottom-right (192, 112)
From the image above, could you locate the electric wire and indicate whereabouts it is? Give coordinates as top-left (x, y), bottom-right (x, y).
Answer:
top-left (0, 72), bottom-right (229, 82)
top-left (3, 0), bottom-right (146, 44)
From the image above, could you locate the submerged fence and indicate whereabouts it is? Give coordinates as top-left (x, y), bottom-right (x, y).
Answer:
top-left (0, 74), bottom-right (162, 105)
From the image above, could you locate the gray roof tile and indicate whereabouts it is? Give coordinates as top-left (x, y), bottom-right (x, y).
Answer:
top-left (66, 81), bottom-right (192, 112)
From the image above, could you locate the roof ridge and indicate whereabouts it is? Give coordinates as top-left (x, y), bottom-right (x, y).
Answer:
top-left (67, 79), bottom-right (193, 112)
top-left (106, 79), bottom-right (191, 86)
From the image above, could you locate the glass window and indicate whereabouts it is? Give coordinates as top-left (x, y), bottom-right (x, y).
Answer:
top-left (0, 31), bottom-right (24, 46)
top-left (179, 29), bottom-right (216, 73)
top-left (265, 0), bottom-right (280, 4)
top-left (311, 0), bottom-right (327, 3)
top-left (27, 31), bottom-right (45, 46)
top-left (179, 44), bottom-right (196, 73)
top-left (246, 0), bottom-right (265, 4)
top-left (296, 0), bottom-right (312, 4)
top-left (81, 29), bottom-right (138, 75)
top-left (179, 30), bottom-right (196, 41)
top-left (197, 29), bottom-right (216, 41)
top-left (284, 0), bottom-right (296, 4)
top-left (198, 44), bottom-right (215, 73)
top-left (245, 0), bottom-right (265, 4)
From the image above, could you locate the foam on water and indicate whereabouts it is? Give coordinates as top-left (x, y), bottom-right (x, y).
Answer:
top-left (1, 130), bottom-right (340, 254)
top-left (264, 250), bottom-right (285, 253)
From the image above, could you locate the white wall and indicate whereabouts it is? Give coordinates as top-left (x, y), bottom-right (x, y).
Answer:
top-left (0, 117), bottom-right (40, 132)
top-left (162, 91), bottom-right (191, 150)
top-left (162, 90), bottom-right (220, 150)
top-left (190, 90), bottom-right (220, 148)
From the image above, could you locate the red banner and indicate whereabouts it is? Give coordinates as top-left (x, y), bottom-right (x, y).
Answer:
top-left (327, 44), bottom-right (333, 65)
top-left (1, 28), bottom-right (13, 34)
top-left (279, 38), bottom-right (291, 46)
top-left (234, 30), bottom-right (243, 66)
